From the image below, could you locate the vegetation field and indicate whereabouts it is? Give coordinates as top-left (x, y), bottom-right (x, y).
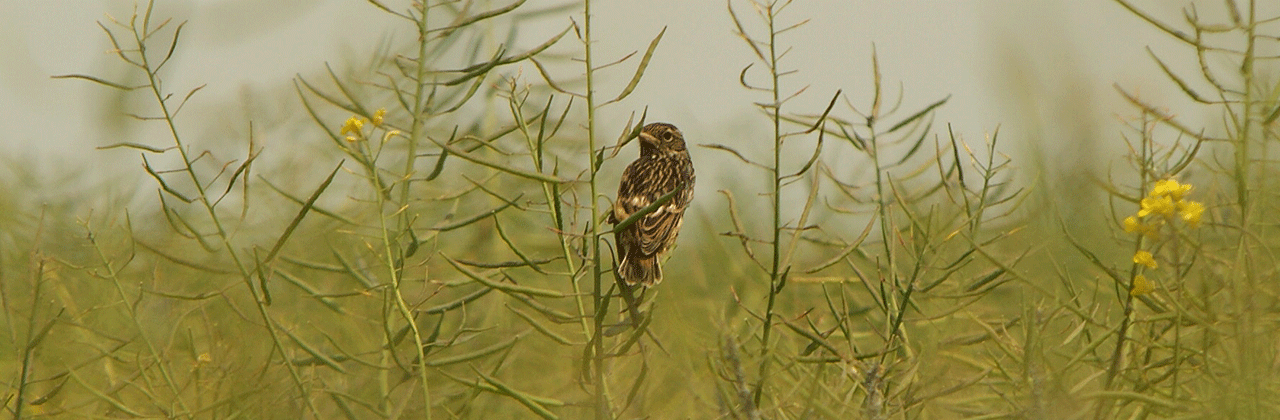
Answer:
top-left (5, 0), bottom-right (1280, 418)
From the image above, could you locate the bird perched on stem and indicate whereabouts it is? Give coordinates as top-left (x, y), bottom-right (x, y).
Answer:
top-left (610, 122), bottom-right (696, 286)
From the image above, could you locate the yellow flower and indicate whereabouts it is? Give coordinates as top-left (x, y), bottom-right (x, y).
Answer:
top-left (1178, 200), bottom-right (1204, 228)
top-left (1150, 180), bottom-right (1171, 196)
top-left (1173, 184), bottom-right (1192, 200)
top-left (1133, 250), bottom-right (1157, 269)
top-left (193, 352), bottom-right (213, 368)
top-left (1131, 274), bottom-right (1155, 296)
top-left (1122, 215), bottom-right (1161, 238)
top-left (1150, 179), bottom-right (1174, 198)
top-left (1151, 179), bottom-right (1191, 201)
top-left (372, 108), bottom-right (387, 126)
top-left (341, 116), bottom-right (365, 135)
top-left (1139, 195), bottom-right (1175, 217)
top-left (340, 117), bottom-right (364, 134)
top-left (382, 129), bottom-right (403, 143)
top-left (1122, 216), bottom-right (1142, 233)
top-left (341, 116), bottom-right (366, 143)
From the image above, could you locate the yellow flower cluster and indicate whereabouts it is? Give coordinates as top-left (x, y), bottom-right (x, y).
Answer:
top-left (339, 108), bottom-right (388, 143)
top-left (1132, 250), bottom-right (1157, 269)
top-left (1123, 179), bottom-right (1204, 236)
top-left (1131, 275), bottom-right (1155, 296)
top-left (1121, 178), bottom-right (1204, 297)
top-left (341, 117), bottom-right (364, 142)
top-left (1129, 250), bottom-right (1159, 296)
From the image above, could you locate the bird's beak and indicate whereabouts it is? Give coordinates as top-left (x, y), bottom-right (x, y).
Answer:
top-left (638, 131), bottom-right (659, 146)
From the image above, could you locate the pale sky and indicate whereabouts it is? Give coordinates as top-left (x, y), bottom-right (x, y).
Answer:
top-left (0, 0), bottom-right (1219, 197)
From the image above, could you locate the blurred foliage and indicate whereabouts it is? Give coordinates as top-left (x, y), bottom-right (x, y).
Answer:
top-left (4, 0), bottom-right (1280, 419)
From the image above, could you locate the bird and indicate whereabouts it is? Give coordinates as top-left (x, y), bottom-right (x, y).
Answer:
top-left (609, 122), bottom-right (696, 286)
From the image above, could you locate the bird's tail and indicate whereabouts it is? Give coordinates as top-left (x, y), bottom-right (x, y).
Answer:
top-left (619, 255), bottom-right (662, 286)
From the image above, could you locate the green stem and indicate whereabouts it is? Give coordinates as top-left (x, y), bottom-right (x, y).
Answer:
top-left (515, 94), bottom-right (592, 342)
top-left (131, 14), bottom-right (322, 418)
top-left (13, 258), bottom-right (47, 420)
top-left (754, 0), bottom-right (783, 406)
top-left (865, 49), bottom-right (896, 420)
top-left (388, 3), bottom-right (436, 417)
top-left (583, 1), bottom-right (610, 418)
top-left (1235, 2), bottom-right (1260, 416)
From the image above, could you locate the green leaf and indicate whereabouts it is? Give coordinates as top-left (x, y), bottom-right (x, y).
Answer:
top-left (426, 336), bottom-right (519, 367)
top-left (602, 26), bottom-right (666, 106)
top-left (471, 367), bottom-right (560, 419)
top-left (430, 198), bottom-right (519, 232)
top-left (885, 95), bottom-right (948, 134)
top-left (276, 320), bottom-right (347, 374)
top-left (609, 186), bottom-right (684, 232)
top-left (260, 176), bottom-right (358, 226)
top-left (441, 254), bottom-right (566, 298)
top-left (261, 161), bottom-right (344, 264)
top-left (96, 142), bottom-right (171, 153)
top-left (443, 27), bottom-right (571, 86)
top-left (50, 74), bottom-right (144, 91)
top-left (419, 287), bottom-right (494, 314)
top-left (430, 0), bottom-right (527, 36)
top-left (507, 304), bottom-right (574, 345)
top-left (430, 137), bottom-right (567, 184)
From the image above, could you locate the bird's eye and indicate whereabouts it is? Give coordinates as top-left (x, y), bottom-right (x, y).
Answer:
top-left (662, 132), bottom-right (674, 141)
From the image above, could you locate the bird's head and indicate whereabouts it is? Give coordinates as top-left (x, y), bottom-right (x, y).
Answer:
top-left (638, 122), bottom-right (686, 157)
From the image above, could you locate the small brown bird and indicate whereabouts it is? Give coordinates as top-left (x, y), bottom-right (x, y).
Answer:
top-left (610, 122), bottom-right (696, 286)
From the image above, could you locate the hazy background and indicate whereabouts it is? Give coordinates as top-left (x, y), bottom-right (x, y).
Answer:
top-left (6, 2), bottom-right (1277, 417)
top-left (1, 0), bottom-right (1195, 200)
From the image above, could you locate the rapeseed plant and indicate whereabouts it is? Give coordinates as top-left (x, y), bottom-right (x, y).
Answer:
top-left (1121, 178), bottom-right (1202, 296)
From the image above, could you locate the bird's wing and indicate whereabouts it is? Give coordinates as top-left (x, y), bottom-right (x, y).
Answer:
top-left (635, 202), bottom-right (685, 255)
top-left (615, 159), bottom-right (690, 256)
